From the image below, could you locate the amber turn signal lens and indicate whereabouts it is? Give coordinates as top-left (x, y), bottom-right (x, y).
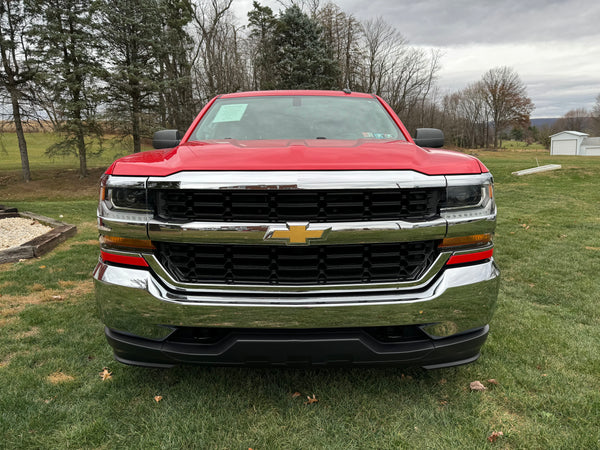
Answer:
top-left (438, 233), bottom-right (492, 248)
top-left (99, 236), bottom-right (156, 250)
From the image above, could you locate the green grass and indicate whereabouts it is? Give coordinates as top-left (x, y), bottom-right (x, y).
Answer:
top-left (1, 148), bottom-right (600, 448)
top-left (0, 132), bottom-right (152, 171)
top-left (500, 140), bottom-right (546, 150)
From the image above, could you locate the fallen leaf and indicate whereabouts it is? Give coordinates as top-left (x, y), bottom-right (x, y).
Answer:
top-left (99, 367), bottom-right (112, 381)
top-left (487, 431), bottom-right (504, 442)
top-left (291, 392), bottom-right (301, 398)
top-left (585, 246), bottom-right (600, 251)
top-left (487, 379), bottom-right (499, 385)
top-left (304, 394), bottom-right (318, 405)
top-left (439, 378), bottom-right (447, 385)
top-left (470, 381), bottom-right (486, 391)
top-left (154, 395), bottom-right (163, 403)
top-left (39, 265), bottom-right (46, 269)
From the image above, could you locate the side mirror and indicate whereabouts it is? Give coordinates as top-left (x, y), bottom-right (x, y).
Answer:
top-left (414, 128), bottom-right (444, 148)
top-left (152, 129), bottom-right (183, 149)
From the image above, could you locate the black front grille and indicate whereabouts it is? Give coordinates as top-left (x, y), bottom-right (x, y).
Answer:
top-left (155, 241), bottom-right (439, 285)
top-left (154, 188), bottom-right (442, 223)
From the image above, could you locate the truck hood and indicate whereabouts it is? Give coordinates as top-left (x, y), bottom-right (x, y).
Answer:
top-left (106, 139), bottom-right (487, 176)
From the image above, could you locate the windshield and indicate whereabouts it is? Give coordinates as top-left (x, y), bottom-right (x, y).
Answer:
top-left (190, 95), bottom-right (406, 141)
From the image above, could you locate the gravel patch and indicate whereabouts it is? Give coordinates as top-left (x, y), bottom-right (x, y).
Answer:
top-left (0, 217), bottom-right (53, 250)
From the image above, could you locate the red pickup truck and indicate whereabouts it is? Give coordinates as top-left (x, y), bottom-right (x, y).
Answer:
top-left (93, 90), bottom-right (499, 368)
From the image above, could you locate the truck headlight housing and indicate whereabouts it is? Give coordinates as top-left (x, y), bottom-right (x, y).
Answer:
top-left (441, 175), bottom-right (494, 220)
top-left (107, 188), bottom-right (148, 211)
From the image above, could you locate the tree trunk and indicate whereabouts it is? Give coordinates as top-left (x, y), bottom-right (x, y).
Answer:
top-left (132, 87), bottom-right (141, 153)
top-left (76, 124), bottom-right (88, 178)
top-left (8, 87), bottom-right (31, 182)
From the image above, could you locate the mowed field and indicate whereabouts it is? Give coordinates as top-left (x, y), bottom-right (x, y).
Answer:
top-left (0, 135), bottom-right (599, 449)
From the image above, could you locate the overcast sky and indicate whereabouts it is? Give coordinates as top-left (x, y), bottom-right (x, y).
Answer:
top-left (233, 0), bottom-right (600, 118)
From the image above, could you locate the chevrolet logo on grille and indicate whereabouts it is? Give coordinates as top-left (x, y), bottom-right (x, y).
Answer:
top-left (265, 223), bottom-right (330, 245)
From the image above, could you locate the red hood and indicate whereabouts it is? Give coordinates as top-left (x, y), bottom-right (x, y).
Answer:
top-left (106, 140), bottom-right (487, 176)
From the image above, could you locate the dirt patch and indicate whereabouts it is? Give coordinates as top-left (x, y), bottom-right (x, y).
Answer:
top-left (47, 371), bottom-right (75, 384)
top-left (15, 327), bottom-right (40, 339)
top-left (0, 167), bottom-right (105, 201)
top-left (0, 353), bottom-right (16, 368)
top-left (0, 280), bottom-right (94, 319)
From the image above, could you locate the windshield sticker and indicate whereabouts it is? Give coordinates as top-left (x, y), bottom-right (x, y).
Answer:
top-left (213, 104), bottom-right (248, 123)
top-left (363, 132), bottom-right (394, 139)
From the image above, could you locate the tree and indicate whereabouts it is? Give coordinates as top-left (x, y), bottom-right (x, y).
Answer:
top-left (360, 17), bottom-right (404, 95)
top-left (192, 0), bottom-right (247, 101)
top-left (593, 94), bottom-right (600, 135)
top-left (28, 0), bottom-right (103, 177)
top-left (247, 1), bottom-right (277, 90)
top-left (97, 0), bottom-right (162, 153)
top-left (273, 4), bottom-right (339, 90)
top-left (0, 0), bottom-right (34, 181)
top-left (156, 0), bottom-right (196, 131)
top-left (481, 66), bottom-right (534, 149)
top-left (316, 2), bottom-right (362, 90)
top-left (554, 107), bottom-right (590, 133)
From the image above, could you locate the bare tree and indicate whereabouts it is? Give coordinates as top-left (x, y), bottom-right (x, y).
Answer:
top-left (554, 107), bottom-right (591, 133)
top-left (316, 3), bottom-right (362, 90)
top-left (192, 0), bottom-right (247, 101)
top-left (481, 66), bottom-right (534, 149)
top-left (360, 17), bottom-right (405, 95)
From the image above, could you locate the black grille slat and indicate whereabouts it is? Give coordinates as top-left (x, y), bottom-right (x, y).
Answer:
top-left (154, 189), bottom-right (442, 223)
top-left (156, 242), bottom-right (439, 286)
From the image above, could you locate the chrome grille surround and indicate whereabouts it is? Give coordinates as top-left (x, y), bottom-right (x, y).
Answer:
top-left (98, 170), bottom-right (496, 294)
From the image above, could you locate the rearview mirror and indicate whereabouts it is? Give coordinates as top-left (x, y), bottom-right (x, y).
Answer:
top-left (152, 130), bottom-right (183, 149)
top-left (414, 128), bottom-right (444, 148)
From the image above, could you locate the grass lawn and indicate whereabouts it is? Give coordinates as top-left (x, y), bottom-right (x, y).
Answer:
top-left (0, 132), bottom-right (152, 172)
top-left (1, 146), bottom-right (599, 448)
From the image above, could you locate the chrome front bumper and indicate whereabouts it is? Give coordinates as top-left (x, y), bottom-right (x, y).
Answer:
top-left (93, 259), bottom-right (500, 341)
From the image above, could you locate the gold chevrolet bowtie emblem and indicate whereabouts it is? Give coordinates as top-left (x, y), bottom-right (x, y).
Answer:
top-left (266, 224), bottom-right (329, 244)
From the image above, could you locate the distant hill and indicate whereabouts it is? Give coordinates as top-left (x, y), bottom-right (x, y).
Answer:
top-left (530, 118), bottom-right (558, 128)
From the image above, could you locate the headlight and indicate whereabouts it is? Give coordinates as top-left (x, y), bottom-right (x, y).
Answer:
top-left (108, 188), bottom-right (148, 211)
top-left (443, 185), bottom-right (483, 208)
top-left (441, 175), bottom-right (494, 220)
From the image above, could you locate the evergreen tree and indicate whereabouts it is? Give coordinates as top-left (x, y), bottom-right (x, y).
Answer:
top-left (247, 1), bottom-right (277, 90)
top-left (0, 0), bottom-right (34, 181)
top-left (155, 0), bottom-right (196, 131)
top-left (28, 0), bottom-right (103, 177)
top-left (273, 5), bottom-right (339, 90)
top-left (96, 0), bottom-right (161, 153)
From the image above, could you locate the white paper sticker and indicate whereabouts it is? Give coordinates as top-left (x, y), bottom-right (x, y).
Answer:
top-left (213, 104), bottom-right (248, 123)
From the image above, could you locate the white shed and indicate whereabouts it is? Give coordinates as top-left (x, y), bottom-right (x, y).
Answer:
top-left (550, 131), bottom-right (589, 155)
top-left (581, 137), bottom-right (600, 156)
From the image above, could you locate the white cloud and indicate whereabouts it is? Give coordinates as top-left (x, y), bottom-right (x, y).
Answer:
top-left (231, 0), bottom-right (600, 117)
